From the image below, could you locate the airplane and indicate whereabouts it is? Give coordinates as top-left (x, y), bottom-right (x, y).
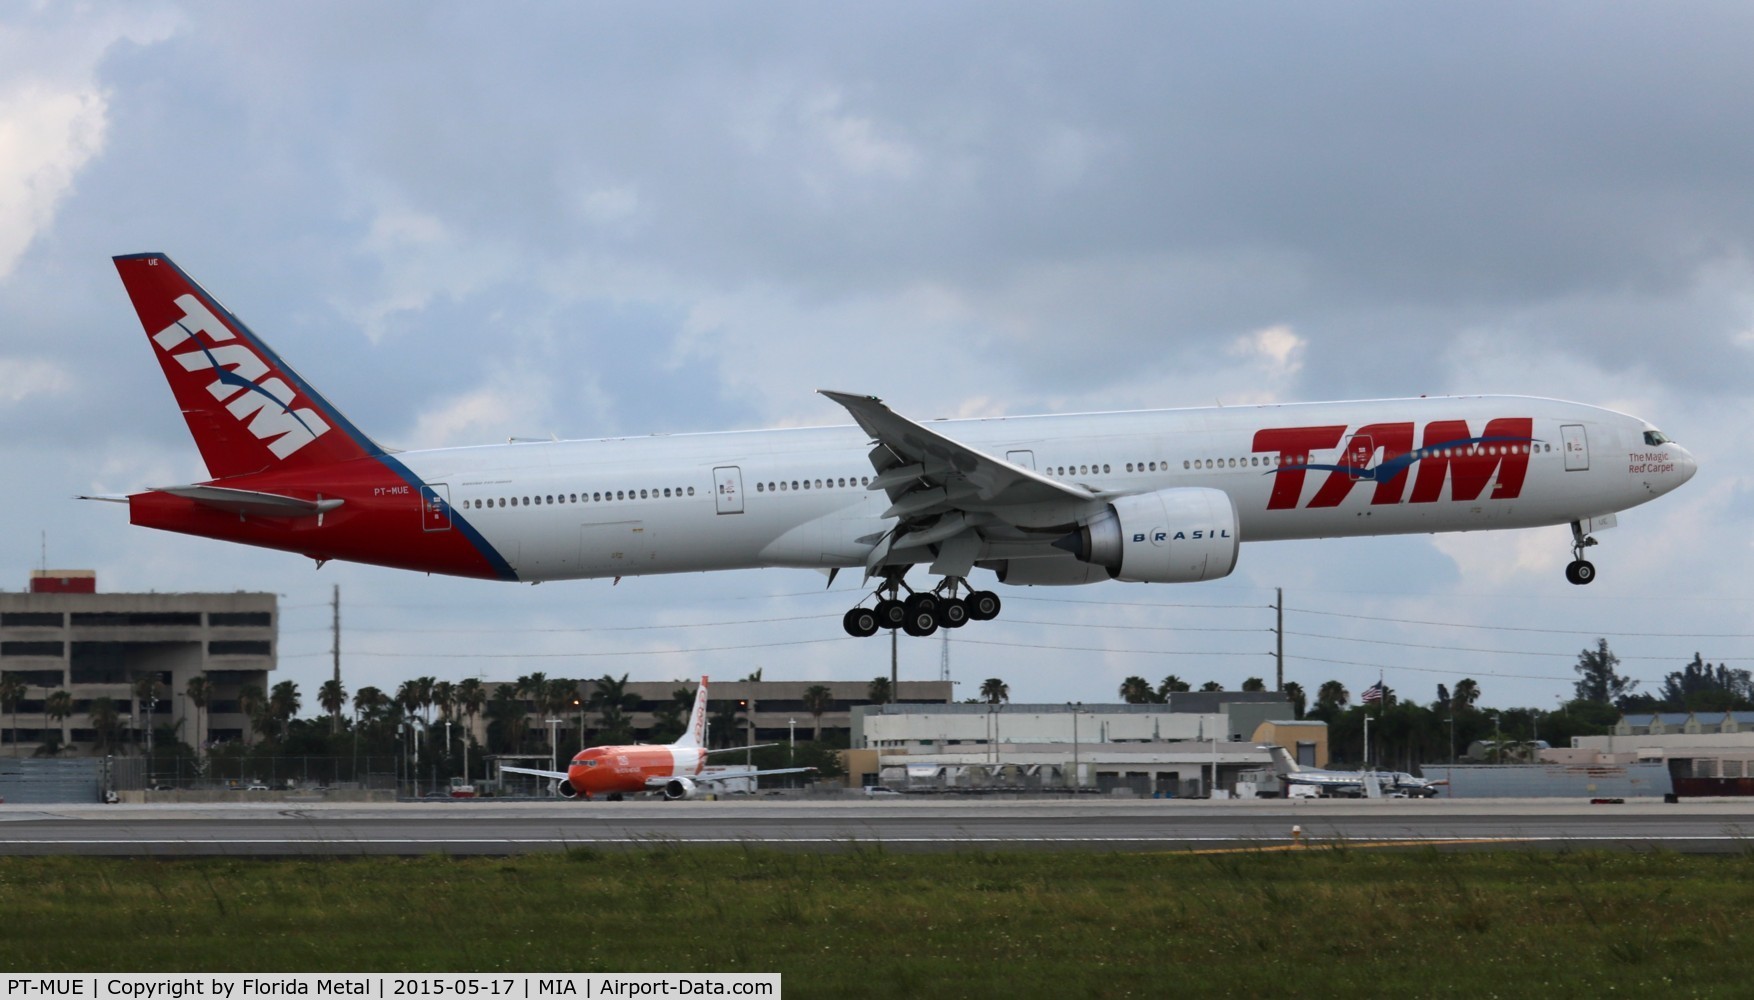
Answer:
top-left (93, 253), bottom-right (1698, 638)
top-left (499, 676), bottom-right (812, 800)
top-left (1260, 744), bottom-right (1446, 799)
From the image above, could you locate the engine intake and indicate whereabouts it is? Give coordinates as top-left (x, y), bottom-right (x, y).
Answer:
top-left (1054, 487), bottom-right (1240, 583)
top-left (663, 776), bottom-right (700, 800)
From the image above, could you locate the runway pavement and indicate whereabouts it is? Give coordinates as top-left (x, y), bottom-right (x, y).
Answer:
top-left (5, 797), bottom-right (1754, 856)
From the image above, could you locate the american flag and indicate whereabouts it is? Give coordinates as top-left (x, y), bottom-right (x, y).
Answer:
top-left (1361, 681), bottom-right (1385, 704)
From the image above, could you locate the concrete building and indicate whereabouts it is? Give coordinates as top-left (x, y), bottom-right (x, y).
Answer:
top-left (0, 570), bottom-right (275, 753)
top-left (844, 692), bottom-right (1315, 796)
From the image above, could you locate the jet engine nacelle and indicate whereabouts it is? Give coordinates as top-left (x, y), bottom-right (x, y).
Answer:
top-left (662, 776), bottom-right (700, 800)
top-left (1057, 487), bottom-right (1240, 583)
top-left (555, 779), bottom-right (581, 799)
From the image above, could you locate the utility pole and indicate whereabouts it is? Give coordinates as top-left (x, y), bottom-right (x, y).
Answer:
top-left (330, 584), bottom-right (342, 734)
top-left (890, 628), bottom-right (898, 703)
top-left (1275, 587), bottom-right (1284, 693)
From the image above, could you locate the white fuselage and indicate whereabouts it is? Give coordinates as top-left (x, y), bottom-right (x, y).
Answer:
top-left (399, 395), bottom-right (1695, 583)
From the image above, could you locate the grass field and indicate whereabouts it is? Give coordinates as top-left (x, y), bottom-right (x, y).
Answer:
top-left (3, 846), bottom-right (1751, 996)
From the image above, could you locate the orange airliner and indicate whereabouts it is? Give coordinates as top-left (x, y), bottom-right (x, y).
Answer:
top-left (501, 676), bottom-right (811, 800)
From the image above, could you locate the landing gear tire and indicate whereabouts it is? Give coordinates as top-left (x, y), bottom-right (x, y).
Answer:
top-left (902, 606), bottom-right (939, 637)
top-left (904, 592), bottom-right (938, 618)
top-left (874, 598), bottom-right (906, 630)
top-left (843, 607), bottom-right (880, 637)
top-left (1565, 560), bottom-right (1596, 586)
top-left (967, 590), bottom-right (1001, 621)
top-left (936, 598), bottom-right (969, 629)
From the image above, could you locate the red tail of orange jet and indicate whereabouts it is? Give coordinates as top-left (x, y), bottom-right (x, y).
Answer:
top-left (502, 676), bottom-right (812, 800)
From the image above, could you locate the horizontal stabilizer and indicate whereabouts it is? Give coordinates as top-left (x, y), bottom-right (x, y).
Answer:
top-left (149, 484), bottom-right (345, 518)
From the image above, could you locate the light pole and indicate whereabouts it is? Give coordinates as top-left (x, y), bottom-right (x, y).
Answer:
top-left (1492, 713), bottom-right (1502, 765)
top-left (545, 717), bottom-right (562, 789)
top-left (444, 720), bottom-right (452, 787)
top-left (1070, 702), bottom-right (1081, 791)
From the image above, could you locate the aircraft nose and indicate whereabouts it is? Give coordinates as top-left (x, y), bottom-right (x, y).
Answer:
top-left (1675, 444), bottom-right (1698, 485)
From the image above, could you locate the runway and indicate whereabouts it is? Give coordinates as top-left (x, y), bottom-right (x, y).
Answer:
top-left (5, 797), bottom-right (1754, 856)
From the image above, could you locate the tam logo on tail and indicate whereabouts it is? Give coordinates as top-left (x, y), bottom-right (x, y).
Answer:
top-left (115, 253), bottom-right (381, 480)
top-left (151, 292), bottom-right (332, 460)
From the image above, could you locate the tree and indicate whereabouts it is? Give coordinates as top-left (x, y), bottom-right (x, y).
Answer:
top-left (1573, 638), bottom-right (1637, 705)
top-left (1451, 679), bottom-right (1481, 712)
top-left (1119, 676), bottom-right (1158, 704)
top-left (267, 681), bottom-right (301, 743)
top-left (1658, 653), bottom-right (1754, 711)
top-left (238, 685), bottom-right (266, 745)
top-left (43, 689), bottom-right (72, 753)
top-left (648, 685), bottom-right (692, 743)
top-left (0, 673), bottom-right (26, 756)
top-left (1282, 681), bottom-right (1307, 720)
top-left (1316, 681), bottom-right (1349, 713)
top-left (867, 676), bottom-right (893, 706)
top-left (184, 674), bottom-right (210, 754)
top-left (1199, 681), bottom-right (1223, 692)
top-left (587, 674), bottom-right (639, 744)
top-left (87, 697), bottom-right (126, 754)
top-left (319, 678), bottom-right (347, 734)
top-left (1241, 677), bottom-right (1266, 692)
top-left (1157, 675), bottom-right (1191, 699)
top-left (801, 684), bottom-right (834, 741)
top-left (432, 680), bottom-right (456, 723)
top-left (456, 678), bottom-right (487, 747)
top-left (979, 678), bottom-right (1009, 704)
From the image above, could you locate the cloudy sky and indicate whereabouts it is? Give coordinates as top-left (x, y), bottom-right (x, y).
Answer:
top-left (3, 3), bottom-right (1750, 715)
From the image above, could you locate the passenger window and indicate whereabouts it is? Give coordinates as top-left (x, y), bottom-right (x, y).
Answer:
top-left (687, 486), bottom-right (695, 496)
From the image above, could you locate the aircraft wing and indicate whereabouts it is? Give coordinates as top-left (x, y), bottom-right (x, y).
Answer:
top-left (146, 484), bottom-right (346, 519)
top-left (500, 765), bottom-right (572, 781)
top-left (818, 391), bottom-right (1105, 574)
top-left (641, 766), bottom-right (816, 789)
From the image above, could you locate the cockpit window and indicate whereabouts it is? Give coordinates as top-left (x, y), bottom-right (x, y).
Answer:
top-left (1644, 430), bottom-right (1670, 446)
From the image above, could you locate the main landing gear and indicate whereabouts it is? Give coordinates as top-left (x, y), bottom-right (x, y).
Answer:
top-left (1565, 520), bottom-right (1597, 586)
top-left (842, 575), bottom-right (1001, 638)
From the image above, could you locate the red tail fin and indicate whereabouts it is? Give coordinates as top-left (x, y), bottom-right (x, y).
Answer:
top-left (114, 253), bottom-right (382, 480)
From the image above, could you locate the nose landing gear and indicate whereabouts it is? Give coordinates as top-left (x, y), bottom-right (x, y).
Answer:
top-left (1565, 520), bottom-right (1597, 585)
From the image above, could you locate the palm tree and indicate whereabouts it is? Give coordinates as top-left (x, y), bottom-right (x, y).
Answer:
top-left (1199, 681), bottom-right (1224, 692)
top-left (867, 676), bottom-right (893, 706)
top-left (1157, 675), bottom-right (1192, 698)
top-left (319, 678), bottom-right (347, 734)
top-left (801, 684), bottom-right (834, 741)
top-left (1241, 677), bottom-right (1267, 692)
top-left (238, 684), bottom-right (266, 745)
top-left (396, 680), bottom-right (422, 726)
top-left (0, 673), bottom-right (26, 756)
top-left (184, 675), bottom-right (211, 754)
top-left (1316, 680), bottom-right (1350, 713)
top-left (353, 685), bottom-right (387, 724)
top-left (456, 678), bottom-right (486, 747)
top-left (416, 675), bottom-right (437, 726)
top-left (43, 689), bottom-right (73, 752)
top-left (268, 680), bottom-right (301, 742)
top-left (587, 674), bottom-right (640, 744)
top-left (1119, 676), bottom-right (1157, 704)
top-left (1283, 681), bottom-right (1307, 720)
top-left (979, 678), bottom-right (1009, 704)
top-left (432, 680), bottom-right (456, 723)
top-left (87, 697), bottom-right (125, 755)
top-left (1452, 678), bottom-right (1481, 712)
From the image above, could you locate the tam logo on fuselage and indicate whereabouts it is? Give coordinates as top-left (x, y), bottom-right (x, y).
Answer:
top-left (1253, 418), bottom-right (1536, 511)
top-left (150, 293), bottom-right (331, 459)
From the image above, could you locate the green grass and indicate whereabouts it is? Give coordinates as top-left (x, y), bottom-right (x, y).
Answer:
top-left (4, 847), bottom-right (1753, 996)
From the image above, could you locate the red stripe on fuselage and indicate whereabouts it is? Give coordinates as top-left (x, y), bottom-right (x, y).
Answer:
top-left (129, 458), bottom-right (507, 580)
